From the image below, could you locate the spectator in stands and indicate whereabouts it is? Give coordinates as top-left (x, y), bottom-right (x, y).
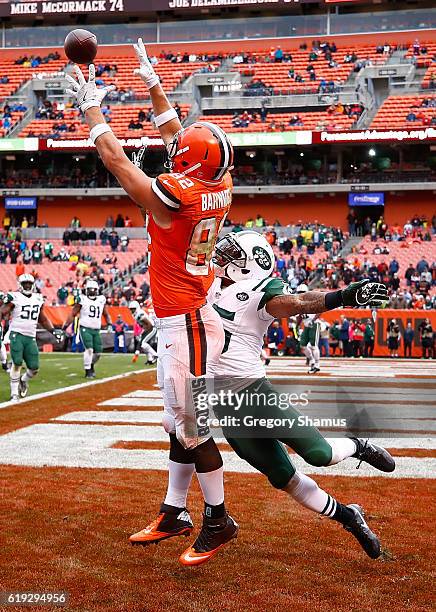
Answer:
top-left (109, 231), bottom-right (119, 252)
top-left (267, 320), bottom-right (284, 356)
top-left (274, 47), bottom-right (283, 63)
top-left (57, 283), bottom-right (68, 305)
top-left (105, 215), bottom-right (114, 228)
top-left (406, 111), bottom-right (417, 122)
top-left (115, 214), bottom-right (125, 228)
top-left (387, 319), bottom-right (400, 358)
top-left (120, 234), bottom-right (129, 252)
top-left (174, 102), bottom-right (182, 120)
top-left (403, 322), bottom-right (414, 358)
top-left (128, 119), bottom-right (143, 130)
top-left (260, 104), bottom-right (268, 122)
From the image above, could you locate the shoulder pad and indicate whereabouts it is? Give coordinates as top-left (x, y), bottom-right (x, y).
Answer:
top-left (256, 278), bottom-right (292, 310)
top-left (152, 173), bottom-right (182, 211)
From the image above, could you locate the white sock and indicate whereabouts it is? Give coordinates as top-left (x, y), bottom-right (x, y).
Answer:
top-left (164, 459), bottom-right (195, 508)
top-left (84, 348), bottom-right (93, 369)
top-left (0, 343), bottom-right (6, 364)
top-left (326, 438), bottom-right (357, 465)
top-left (283, 470), bottom-right (336, 516)
top-left (312, 345), bottom-right (320, 368)
top-left (142, 343), bottom-right (157, 359)
top-left (196, 466), bottom-right (224, 506)
top-left (22, 369), bottom-right (36, 383)
top-left (10, 364), bottom-right (21, 396)
top-left (303, 346), bottom-right (314, 365)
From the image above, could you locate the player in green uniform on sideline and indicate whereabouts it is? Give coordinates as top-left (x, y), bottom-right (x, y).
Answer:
top-left (0, 274), bottom-right (64, 401)
top-left (136, 231), bottom-right (394, 559)
top-left (62, 279), bottom-right (112, 378)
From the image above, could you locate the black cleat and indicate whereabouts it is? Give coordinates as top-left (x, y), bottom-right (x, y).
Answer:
top-left (18, 377), bottom-right (28, 398)
top-left (1, 362), bottom-right (7, 371)
top-left (129, 507), bottom-right (193, 545)
top-left (343, 504), bottom-right (381, 559)
top-left (179, 512), bottom-right (239, 566)
top-left (351, 438), bottom-right (396, 473)
top-left (85, 370), bottom-right (93, 379)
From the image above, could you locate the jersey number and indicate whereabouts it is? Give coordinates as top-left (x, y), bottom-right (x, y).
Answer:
top-left (21, 305), bottom-right (40, 321)
top-left (89, 305), bottom-right (101, 319)
top-left (185, 215), bottom-right (226, 276)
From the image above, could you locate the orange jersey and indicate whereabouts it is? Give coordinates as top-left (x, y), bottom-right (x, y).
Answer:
top-left (148, 171), bottom-right (232, 317)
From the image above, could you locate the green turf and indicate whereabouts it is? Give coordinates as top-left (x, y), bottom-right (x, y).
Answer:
top-left (0, 353), bottom-right (152, 403)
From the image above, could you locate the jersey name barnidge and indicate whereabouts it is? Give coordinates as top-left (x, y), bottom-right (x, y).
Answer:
top-left (201, 188), bottom-right (232, 211)
top-left (8, 292), bottom-right (44, 338)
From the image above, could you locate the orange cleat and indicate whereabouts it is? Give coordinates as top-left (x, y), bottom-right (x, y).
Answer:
top-left (129, 509), bottom-right (193, 546)
top-left (179, 512), bottom-right (238, 567)
top-left (131, 353), bottom-right (139, 363)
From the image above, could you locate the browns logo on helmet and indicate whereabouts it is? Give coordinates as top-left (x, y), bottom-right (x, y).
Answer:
top-left (165, 121), bottom-right (234, 182)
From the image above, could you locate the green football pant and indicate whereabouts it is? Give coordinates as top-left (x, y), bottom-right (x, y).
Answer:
top-left (222, 378), bottom-right (333, 489)
top-left (80, 326), bottom-right (102, 353)
top-left (9, 331), bottom-right (39, 370)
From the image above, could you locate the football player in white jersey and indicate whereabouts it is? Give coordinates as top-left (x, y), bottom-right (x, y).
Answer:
top-left (0, 291), bottom-right (9, 371)
top-left (148, 231), bottom-right (394, 559)
top-left (295, 284), bottom-right (322, 374)
top-left (62, 279), bottom-right (112, 378)
top-left (129, 300), bottom-right (157, 365)
top-left (0, 274), bottom-right (63, 401)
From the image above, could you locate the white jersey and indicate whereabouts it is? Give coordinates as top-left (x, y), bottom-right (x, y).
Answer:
top-left (7, 291), bottom-right (44, 338)
top-left (135, 308), bottom-right (154, 329)
top-left (207, 276), bottom-right (291, 379)
top-left (77, 294), bottom-right (106, 330)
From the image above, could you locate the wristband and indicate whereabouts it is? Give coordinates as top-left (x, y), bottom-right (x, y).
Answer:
top-left (90, 123), bottom-right (112, 144)
top-left (154, 107), bottom-right (178, 127)
top-left (325, 290), bottom-right (343, 310)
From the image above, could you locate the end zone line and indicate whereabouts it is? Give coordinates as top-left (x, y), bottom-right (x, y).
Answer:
top-left (0, 367), bottom-right (155, 410)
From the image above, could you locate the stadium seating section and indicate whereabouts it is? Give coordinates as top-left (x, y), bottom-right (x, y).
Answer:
top-left (20, 104), bottom-right (191, 139)
top-left (231, 45), bottom-right (389, 94)
top-left (199, 111), bottom-right (355, 132)
top-left (0, 111), bottom-right (25, 137)
top-left (371, 94), bottom-right (436, 129)
top-left (0, 56), bottom-right (66, 101)
top-left (405, 42), bottom-right (436, 89)
top-left (0, 239), bottom-right (148, 303)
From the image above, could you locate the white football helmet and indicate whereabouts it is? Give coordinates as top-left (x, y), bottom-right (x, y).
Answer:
top-left (18, 273), bottom-right (35, 296)
top-left (84, 279), bottom-right (99, 299)
top-left (129, 300), bottom-right (140, 314)
top-left (213, 230), bottom-right (275, 283)
top-left (296, 283), bottom-right (309, 294)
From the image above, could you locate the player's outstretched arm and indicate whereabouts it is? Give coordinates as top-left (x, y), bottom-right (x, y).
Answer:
top-left (0, 302), bottom-right (14, 318)
top-left (133, 38), bottom-right (182, 145)
top-left (266, 280), bottom-right (388, 319)
top-left (65, 65), bottom-right (171, 228)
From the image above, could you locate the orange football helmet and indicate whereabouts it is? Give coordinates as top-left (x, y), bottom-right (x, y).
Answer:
top-left (166, 121), bottom-right (234, 182)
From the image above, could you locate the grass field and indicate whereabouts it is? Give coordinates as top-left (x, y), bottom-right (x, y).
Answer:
top-left (0, 353), bottom-right (151, 403)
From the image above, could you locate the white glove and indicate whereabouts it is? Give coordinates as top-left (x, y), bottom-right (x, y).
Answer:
top-left (133, 38), bottom-right (159, 90)
top-left (65, 64), bottom-right (116, 113)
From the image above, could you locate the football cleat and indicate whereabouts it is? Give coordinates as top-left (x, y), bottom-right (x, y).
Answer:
top-left (84, 370), bottom-right (93, 379)
top-left (146, 357), bottom-right (157, 366)
top-left (179, 512), bottom-right (238, 567)
top-left (351, 438), bottom-right (396, 473)
top-left (10, 395), bottom-right (20, 403)
top-left (264, 358), bottom-right (271, 366)
top-left (18, 377), bottom-right (28, 398)
top-left (129, 508), bottom-right (193, 546)
top-left (343, 504), bottom-right (381, 559)
top-left (1, 362), bottom-right (7, 371)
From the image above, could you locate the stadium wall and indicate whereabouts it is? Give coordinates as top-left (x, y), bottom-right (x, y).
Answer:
top-left (35, 192), bottom-right (436, 228)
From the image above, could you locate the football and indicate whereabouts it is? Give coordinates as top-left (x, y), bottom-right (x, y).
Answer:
top-left (64, 29), bottom-right (98, 64)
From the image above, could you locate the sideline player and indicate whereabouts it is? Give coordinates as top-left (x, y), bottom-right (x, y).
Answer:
top-left (0, 291), bottom-right (9, 371)
top-left (129, 300), bottom-right (157, 365)
top-left (149, 232), bottom-right (393, 559)
top-left (65, 39), bottom-right (237, 565)
top-left (62, 279), bottom-right (112, 378)
top-left (296, 285), bottom-right (322, 374)
top-left (0, 274), bottom-right (63, 401)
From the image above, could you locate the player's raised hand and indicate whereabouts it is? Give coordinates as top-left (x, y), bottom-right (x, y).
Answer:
top-left (342, 279), bottom-right (389, 308)
top-left (65, 64), bottom-right (116, 113)
top-left (133, 38), bottom-right (159, 89)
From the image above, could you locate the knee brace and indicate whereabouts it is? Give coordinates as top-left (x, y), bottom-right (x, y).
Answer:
top-left (169, 433), bottom-right (196, 464)
top-left (194, 437), bottom-right (223, 474)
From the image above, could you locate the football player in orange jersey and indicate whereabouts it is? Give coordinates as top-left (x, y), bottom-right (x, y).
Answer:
top-left (65, 39), bottom-right (237, 566)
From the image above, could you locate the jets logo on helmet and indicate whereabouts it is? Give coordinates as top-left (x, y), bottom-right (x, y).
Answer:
top-left (165, 121), bottom-right (234, 183)
top-left (213, 230), bottom-right (274, 283)
top-left (84, 279), bottom-right (99, 299)
top-left (18, 273), bottom-right (35, 296)
top-left (129, 300), bottom-right (141, 314)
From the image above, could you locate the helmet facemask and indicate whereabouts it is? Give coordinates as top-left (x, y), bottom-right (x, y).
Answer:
top-left (20, 281), bottom-right (34, 296)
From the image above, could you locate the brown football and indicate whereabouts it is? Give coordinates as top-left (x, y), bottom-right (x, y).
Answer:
top-left (64, 29), bottom-right (98, 65)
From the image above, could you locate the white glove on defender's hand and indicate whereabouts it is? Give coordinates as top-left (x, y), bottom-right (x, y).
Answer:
top-left (65, 64), bottom-right (116, 113)
top-left (133, 38), bottom-right (160, 89)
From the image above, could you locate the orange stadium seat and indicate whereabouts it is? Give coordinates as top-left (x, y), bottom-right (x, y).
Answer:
top-left (371, 94), bottom-right (436, 129)
top-left (199, 111), bottom-right (355, 132)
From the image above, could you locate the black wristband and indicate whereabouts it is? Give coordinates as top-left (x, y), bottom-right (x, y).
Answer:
top-left (325, 290), bottom-right (343, 310)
